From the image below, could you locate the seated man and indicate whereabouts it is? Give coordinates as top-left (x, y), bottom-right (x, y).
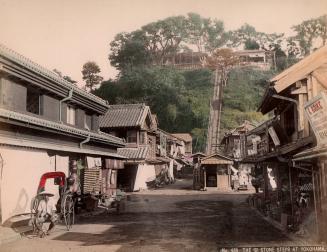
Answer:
top-left (37, 191), bottom-right (58, 236)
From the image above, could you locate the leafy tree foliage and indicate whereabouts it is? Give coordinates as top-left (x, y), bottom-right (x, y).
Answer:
top-left (228, 23), bottom-right (284, 51)
top-left (94, 66), bottom-right (272, 152)
top-left (101, 13), bottom-right (327, 152)
top-left (109, 13), bottom-right (229, 72)
top-left (291, 14), bottom-right (327, 56)
top-left (244, 39), bottom-right (260, 50)
top-left (109, 31), bottom-right (149, 72)
top-left (185, 13), bottom-right (228, 52)
top-left (82, 61), bottom-right (104, 91)
top-left (220, 67), bottom-right (272, 135)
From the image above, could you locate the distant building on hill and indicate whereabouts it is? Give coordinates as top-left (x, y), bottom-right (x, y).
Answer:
top-left (235, 50), bottom-right (275, 70)
top-left (159, 49), bottom-right (275, 71)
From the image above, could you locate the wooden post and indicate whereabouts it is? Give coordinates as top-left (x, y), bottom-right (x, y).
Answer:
top-left (203, 167), bottom-right (207, 190)
top-left (312, 165), bottom-right (319, 239)
top-left (217, 165), bottom-right (219, 189)
top-left (288, 165), bottom-right (294, 222)
top-left (307, 75), bottom-right (313, 100)
top-left (312, 75), bottom-right (318, 97)
top-left (298, 93), bottom-right (304, 132)
top-left (228, 165), bottom-right (231, 188)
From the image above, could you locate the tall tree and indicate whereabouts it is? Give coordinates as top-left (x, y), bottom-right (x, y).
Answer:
top-left (203, 48), bottom-right (239, 85)
top-left (185, 13), bottom-right (227, 52)
top-left (109, 31), bottom-right (149, 72)
top-left (109, 13), bottom-right (228, 71)
top-left (291, 14), bottom-right (327, 56)
top-left (140, 15), bottom-right (189, 65)
top-left (81, 62), bottom-right (104, 91)
top-left (229, 23), bottom-right (284, 51)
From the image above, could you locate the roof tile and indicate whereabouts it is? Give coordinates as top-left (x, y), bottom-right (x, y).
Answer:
top-left (100, 104), bottom-right (149, 128)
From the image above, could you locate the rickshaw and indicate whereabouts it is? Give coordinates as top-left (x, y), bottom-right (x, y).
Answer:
top-left (30, 172), bottom-right (75, 237)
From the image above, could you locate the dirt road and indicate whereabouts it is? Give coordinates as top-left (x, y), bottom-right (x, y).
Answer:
top-left (0, 178), bottom-right (311, 252)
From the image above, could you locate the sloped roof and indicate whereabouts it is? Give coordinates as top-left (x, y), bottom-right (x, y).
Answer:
top-left (171, 133), bottom-right (192, 142)
top-left (235, 49), bottom-right (267, 55)
top-left (201, 153), bottom-right (233, 165)
top-left (100, 104), bottom-right (150, 128)
top-left (271, 45), bottom-right (327, 93)
top-left (245, 117), bottom-right (276, 136)
top-left (225, 120), bottom-right (256, 137)
top-left (0, 43), bottom-right (108, 109)
top-left (190, 152), bottom-right (206, 157)
top-left (258, 45), bottom-right (327, 114)
top-left (117, 146), bottom-right (148, 160)
top-left (0, 108), bottom-right (125, 147)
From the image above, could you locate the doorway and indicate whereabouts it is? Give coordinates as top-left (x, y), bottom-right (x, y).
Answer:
top-left (206, 166), bottom-right (217, 187)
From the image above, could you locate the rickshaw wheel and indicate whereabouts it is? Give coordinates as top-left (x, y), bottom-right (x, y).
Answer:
top-left (62, 194), bottom-right (74, 230)
top-left (30, 197), bottom-right (45, 234)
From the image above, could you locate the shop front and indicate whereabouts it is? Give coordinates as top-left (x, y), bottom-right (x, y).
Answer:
top-left (293, 146), bottom-right (327, 242)
top-left (200, 154), bottom-right (233, 190)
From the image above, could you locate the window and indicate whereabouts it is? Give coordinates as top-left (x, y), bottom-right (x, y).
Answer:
top-left (85, 113), bottom-right (92, 130)
top-left (126, 130), bottom-right (137, 143)
top-left (26, 86), bottom-right (41, 115)
top-left (67, 105), bottom-right (76, 125)
top-left (283, 105), bottom-right (295, 137)
top-left (139, 131), bottom-right (147, 144)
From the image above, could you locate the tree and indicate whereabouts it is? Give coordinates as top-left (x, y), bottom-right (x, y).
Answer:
top-left (244, 39), bottom-right (260, 50)
top-left (109, 15), bottom-right (189, 71)
top-left (109, 31), bottom-right (149, 71)
top-left (185, 13), bottom-right (227, 52)
top-left (140, 15), bottom-right (189, 65)
top-left (291, 14), bottom-right (327, 56)
top-left (203, 48), bottom-right (239, 85)
top-left (108, 13), bottom-right (229, 71)
top-left (81, 62), bottom-right (104, 91)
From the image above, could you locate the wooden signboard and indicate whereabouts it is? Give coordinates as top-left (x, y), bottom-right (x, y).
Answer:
top-left (268, 126), bottom-right (280, 146)
top-left (304, 92), bottom-right (327, 146)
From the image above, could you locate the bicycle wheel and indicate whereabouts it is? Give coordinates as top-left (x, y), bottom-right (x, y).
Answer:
top-left (62, 194), bottom-right (74, 230)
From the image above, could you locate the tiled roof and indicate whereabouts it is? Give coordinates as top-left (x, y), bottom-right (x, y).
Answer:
top-left (190, 152), bottom-right (206, 157)
top-left (171, 133), bottom-right (192, 142)
top-left (225, 120), bottom-right (256, 136)
top-left (0, 108), bottom-right (125, 146)
top-left (0, 43), bottom-right (108, 107)
top-left (100, 104), bottom-right (149, 128)
top-left (117, 146), bottom-right (148, 160)
top-left (201, 153), bottom-right (234, 165)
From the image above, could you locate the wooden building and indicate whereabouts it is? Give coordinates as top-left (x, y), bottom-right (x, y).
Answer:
top-left (100, 104), bottom-right (160, 191)
top-left (220, 121), bottom-right (256, 190)
top-left (200, 153), bottom-right (233, 190)
top-left (221, 120), bottom-right (255, 161)
top-left (0, 44), bottom-right (126, 223)
top-left (171, 133), bottom-right (192, 156)
top-left (245, 45), bottom-right (327, 241)
top-left (100, 104), bottom-right (193, 191)
top-left (235, 50), bottom-right (275, 70)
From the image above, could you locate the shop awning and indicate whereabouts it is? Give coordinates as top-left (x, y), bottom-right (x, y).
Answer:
top-left (292, 145), bottom-right (327, 161)
top-left (105, 158), bottom-right (124, 169)
top-left (0, 135), bottom-right (126, 159)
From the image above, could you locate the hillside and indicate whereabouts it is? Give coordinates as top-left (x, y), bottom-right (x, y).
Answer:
top-left (94, 66), bottom-right (274, 152)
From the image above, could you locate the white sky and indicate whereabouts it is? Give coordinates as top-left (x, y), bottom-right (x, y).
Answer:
top-left (0, 0), bottom-right (326, 87)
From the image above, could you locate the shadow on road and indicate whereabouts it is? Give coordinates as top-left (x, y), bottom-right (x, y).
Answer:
top-left (52, 196), bottom-right (292, 251)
